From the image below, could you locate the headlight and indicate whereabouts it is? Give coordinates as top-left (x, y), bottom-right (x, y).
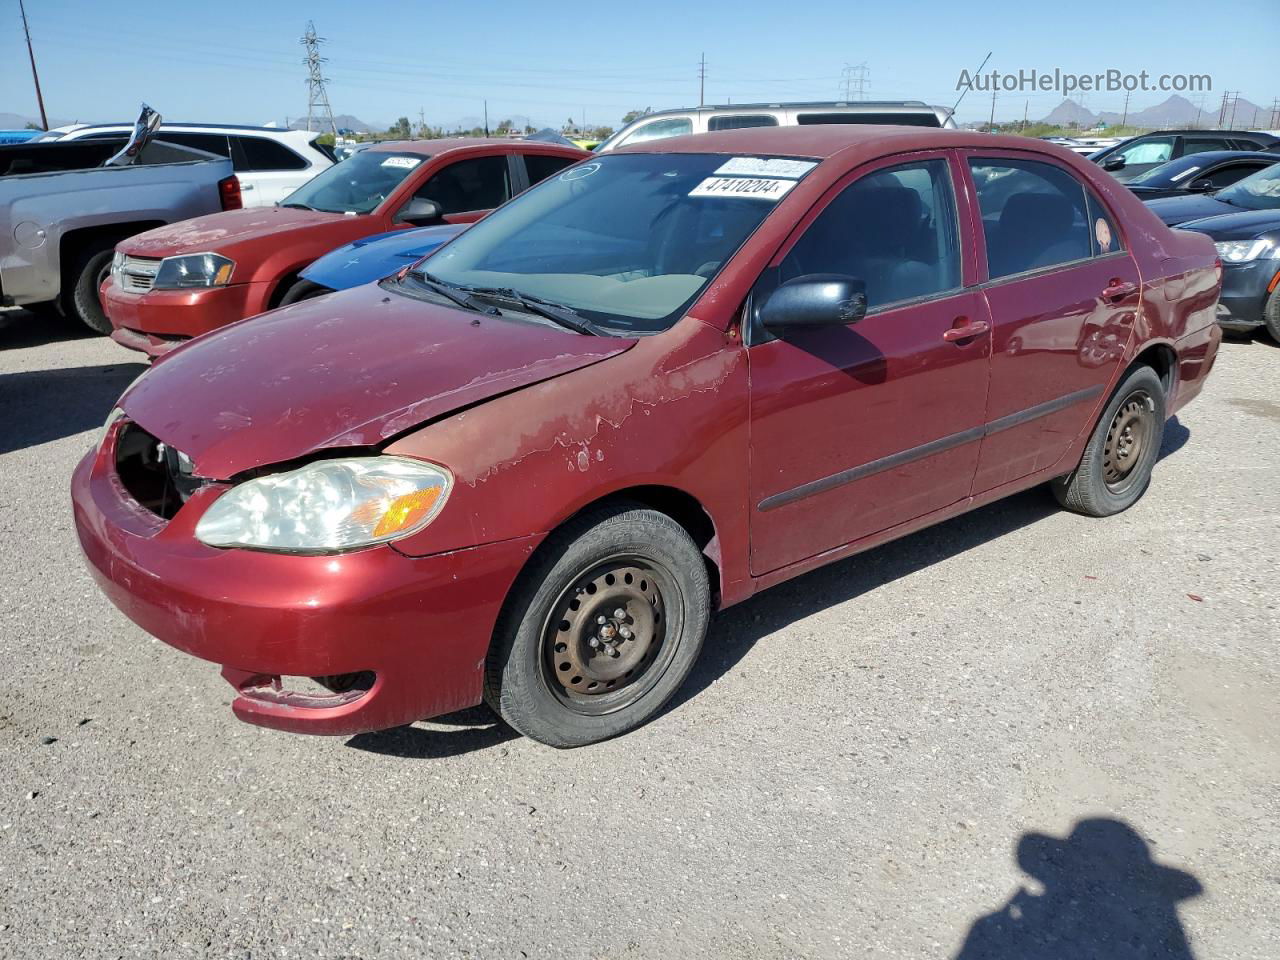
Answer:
top-left (194, 456), bottom-right (451, 553)
top-left (152, 252), bottom-right (235, 289)
top-left (109, 250), bottom-right (125, 285)
top-left (1213, 238), bottom-right (1275, 263)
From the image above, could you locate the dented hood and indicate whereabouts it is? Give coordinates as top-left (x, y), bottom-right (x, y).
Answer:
top-left (121, 284), bottom-right (635, 478)
top-left (119, 206), bottom-right (353, 258)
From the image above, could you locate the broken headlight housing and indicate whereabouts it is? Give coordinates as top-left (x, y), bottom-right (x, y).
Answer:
top-left (194, 456), bottom-right (451, 553)
top-left (152, 252), bottom-right (235, 289)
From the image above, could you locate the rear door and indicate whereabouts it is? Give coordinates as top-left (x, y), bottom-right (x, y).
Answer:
top-left (229, 136), bottom-right (314, 207)
top-left (747, 151), bottom-right (992, 575)
top-left (962, 152), bottom-right (1141, 492)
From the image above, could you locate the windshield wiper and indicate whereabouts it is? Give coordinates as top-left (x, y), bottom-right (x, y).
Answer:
top-left (279, 201), bottom-right (315, 210)
top-left (411, 271), bottom-right (501, 316)
top-left (468, 286), bottom-right (607, 336)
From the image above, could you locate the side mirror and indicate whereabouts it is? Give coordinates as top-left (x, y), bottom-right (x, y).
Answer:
top-left (1188, 178), bottom-right (1215, 193)
top-left (760, 274), bottom-right (868, 331)
top-left (1102, 156), bottom-right (1127, 171)
top-left (396, 197), bottom-right (442, 224)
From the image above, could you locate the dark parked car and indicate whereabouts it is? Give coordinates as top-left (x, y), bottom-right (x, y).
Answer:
top-left (1124, 151), bottom-right (1280, 199)
top-left (1091, 130), bottom-right (1279, 183)
top-left (1144, 161), bottom-right (1280, 225)
top-left (73, 126), bottom-right (1221, 747)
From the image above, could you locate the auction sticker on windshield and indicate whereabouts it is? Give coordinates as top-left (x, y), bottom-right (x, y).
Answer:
top-left (381, 156), bottom-right (421, 169)
top-left (715, 157), bottom-right (816, 179)
top-left (689, 177), bottom-right (796, 200)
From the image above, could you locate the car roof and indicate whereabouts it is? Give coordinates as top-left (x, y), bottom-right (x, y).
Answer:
top-left (1159, 150), bottom-right (1280, 167)
top-left (614, 124), bottom-right (1052, 161)
top-left (60, 122), bottom-right (311, 134)
top-left (364, 137), bottom-right (584, 156)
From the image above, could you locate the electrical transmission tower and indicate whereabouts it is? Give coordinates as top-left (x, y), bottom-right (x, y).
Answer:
top-left (300, 21), bottom-right (337, 137)
top-left (841, 62), bottom-right (869, 101)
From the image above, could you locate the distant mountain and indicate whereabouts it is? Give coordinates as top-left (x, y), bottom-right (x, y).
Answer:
top-left (1126, 95), bottom-right (1199, 128)
top-left (0, 111), bottom-right (73, 130)
top-left (285, 114), bottom-right (381, 135)
top-left (1042, 99), bottom-right (1097, 128)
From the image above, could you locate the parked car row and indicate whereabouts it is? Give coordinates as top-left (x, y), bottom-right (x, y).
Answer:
top-left (70, 123), bottom-right (1223, 747)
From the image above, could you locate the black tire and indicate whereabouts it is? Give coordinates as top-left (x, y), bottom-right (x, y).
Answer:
top-left (278, 279), bottom-right (332, 307)
top-left (1052, 365), bottom-right (1166, 517)
top-left (1264, 288), bottom-right (1280, 346)
top-left (484, 504), bottom-right (711, 747)
top-left (67, 247), bottom-right (115, 334)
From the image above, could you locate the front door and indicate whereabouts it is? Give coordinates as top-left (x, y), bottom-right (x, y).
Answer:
top-left (748, 153), bottom-right (992, 575)
top-left (963, 153), bottom-right (1142, 492)
top-left (398, 153), bottom-right (515, 226)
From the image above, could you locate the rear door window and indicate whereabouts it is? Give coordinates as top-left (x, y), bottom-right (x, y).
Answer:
top-left (231, 136), bottom-right (308, 171)
top-left (707, 114), bottom-right (779, 131)
top-left (523, 153), bottom-right (579, 186)
top-left (1203, 161), bottom-right (1271, 189)
top-left (1181, 137), bottom-right (1232, 156)
top-left (155, 131), bottom-right (232, 158)
top-left (1114, 138), bottom-right (1174, 165)
top-left (779, 158), bottom-right (961, 309)
top-left (969, 158), bottom-right (1092, 279)
top-left (413, 155), bottom-right (512, 214)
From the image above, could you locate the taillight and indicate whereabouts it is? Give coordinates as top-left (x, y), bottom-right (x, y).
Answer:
top-left (218, 175), bottom-right (242, 211)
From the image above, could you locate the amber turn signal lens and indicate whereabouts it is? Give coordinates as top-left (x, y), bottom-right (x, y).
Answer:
top-left (373, 487), bottom-right (444, 538)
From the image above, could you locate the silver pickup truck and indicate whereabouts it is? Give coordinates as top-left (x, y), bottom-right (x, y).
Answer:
top-left (0, 107), bottom-right (237, 333)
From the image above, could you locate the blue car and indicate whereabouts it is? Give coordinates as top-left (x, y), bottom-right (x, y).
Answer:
top-left (283, 223), bottom-right (468, 304)
top-left (0, 129), bottom-right (42, 145)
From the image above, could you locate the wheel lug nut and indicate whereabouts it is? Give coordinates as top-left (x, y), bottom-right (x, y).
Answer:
top-left (596, 615), bottom-right (607, 625)
top-left (588, 636), bottom-right (599, 648)
top-left (620, 627), bottom-right (632, 639)
top-left (613, 608), bottom-right (626, 619)
top-left (609, 647), bottom-right (620, 658)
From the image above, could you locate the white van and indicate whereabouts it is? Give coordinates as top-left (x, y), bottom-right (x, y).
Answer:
top-left (597, 101), bottom-right (956, 152)
top-left (38, 123), bottom-right (333, 206)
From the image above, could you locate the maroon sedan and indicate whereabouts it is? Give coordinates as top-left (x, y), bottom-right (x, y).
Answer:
top-left (72, 126), bottom-right (1222, 747)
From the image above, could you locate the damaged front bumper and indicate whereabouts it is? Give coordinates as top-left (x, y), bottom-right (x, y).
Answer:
top-left (70, 431), bottom-right (538, 735)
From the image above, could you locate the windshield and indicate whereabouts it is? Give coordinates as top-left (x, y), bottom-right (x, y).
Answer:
top-left (1128, 158), bottom-right (1198, 186)
top-left (1214, 162), bottom-right (1280, 211)
top-left (414, 153), bottom-right (811, 333)
top-left (281, 150), bottom-right (426, 214)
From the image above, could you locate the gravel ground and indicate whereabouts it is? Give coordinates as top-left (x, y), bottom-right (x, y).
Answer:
top-left (2, 308), bottom-right (1277, 959)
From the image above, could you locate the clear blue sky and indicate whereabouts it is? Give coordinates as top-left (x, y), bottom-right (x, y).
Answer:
top-left (4, 0), bottom-right (1277, 130)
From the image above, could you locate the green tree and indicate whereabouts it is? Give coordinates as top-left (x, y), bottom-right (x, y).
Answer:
top-left (388, 117), bottom-right (411, 138)
top-left (620, 108), bottom-right (651, 126)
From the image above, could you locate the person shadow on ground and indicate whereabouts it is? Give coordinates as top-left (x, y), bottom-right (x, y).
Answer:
top-left (955, 818), bottom-right (1203, 960)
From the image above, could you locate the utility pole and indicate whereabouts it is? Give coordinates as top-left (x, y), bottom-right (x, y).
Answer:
top-left (1121, 89), bottom-right (1131, 127)
top-left (989, 89), bottom-right (997, 131)
top-left (1272, 98), bottom-right (1280, 128)
top-left (300, 21), bottom-right (337, 137)
top-left (840, 62), bottom-right (869, 101)
top-left (483, 100), bottom-right (489, 137)
top-left (1218, 91), bottom-right (1230, 126)
top-left (418, 106), bottom-right (425, 137)
top-left (1022, 99), bottom-right (1029, 130)
top-left (18, 0), bottom-right (48, 130)
top-left (1228, 92), bottom-right (1239, 130)
top-left (698, 53), bottom-right (707, 107)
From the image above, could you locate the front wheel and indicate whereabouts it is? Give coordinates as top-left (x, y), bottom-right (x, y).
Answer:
top-left (1052, 365), bottom-right (1166, 517)
top-left (278, 279), bottom-right (333, 307)
top-left (1264, 288), bottom-right (1280, 345)
top-left (67, 248), bottom-right (115, 334)
top-left (484, 504), bottom-right (710, 747)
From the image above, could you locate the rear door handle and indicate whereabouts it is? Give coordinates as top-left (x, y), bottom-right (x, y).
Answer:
top-left (943, 319), bottom-right (991, 342)
top-left (1101, 279), bottom-right (1138, 302)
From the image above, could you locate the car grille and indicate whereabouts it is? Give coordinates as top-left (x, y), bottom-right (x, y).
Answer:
top-left (114, 422), bottom-right (208, 520)
top-left (118, 255), bottom-right (160, 293)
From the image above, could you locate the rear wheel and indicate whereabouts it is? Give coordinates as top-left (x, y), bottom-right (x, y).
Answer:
top-left (1264, 287), bottom-right (1280, 345)
top-left (67, 247), bottom-right (115, 334)
top-left (1052, 365), bottom-right (1166, 517)
top-left (484, 504), bottom-right (710, 747)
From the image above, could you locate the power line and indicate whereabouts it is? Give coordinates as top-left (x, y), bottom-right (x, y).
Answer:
top-left (840, 62), bottom-right (869, 101)
top-left (300, 21), bottom-right (337, 137)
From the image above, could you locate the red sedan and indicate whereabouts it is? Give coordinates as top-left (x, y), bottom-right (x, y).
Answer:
top-left (99, 138), bottom-right (588, 357)
top-left (72, 126), bottom-right (1222, 747)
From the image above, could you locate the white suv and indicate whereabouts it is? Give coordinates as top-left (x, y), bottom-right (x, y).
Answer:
top-left (40, 123), bottom-right (333, 206)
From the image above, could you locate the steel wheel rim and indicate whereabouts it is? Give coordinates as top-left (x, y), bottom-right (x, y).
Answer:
top-left (539, 554), bottom-right (679, 717)
top-left (1103, 389), bottom-right (1155, 491)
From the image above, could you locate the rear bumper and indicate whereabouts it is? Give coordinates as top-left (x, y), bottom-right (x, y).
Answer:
top-left (1169, 322), bottom-right (1221, 416)
top-left (71, 434), bottom-right (538, 735)
top-left (101, 278), bottom-right (271, 355)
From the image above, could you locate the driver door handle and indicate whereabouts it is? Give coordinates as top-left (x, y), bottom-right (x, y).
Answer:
top-left (942, 319), bottom-right (990, 342)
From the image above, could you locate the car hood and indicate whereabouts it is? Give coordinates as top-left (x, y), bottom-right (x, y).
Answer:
top-left (301, 224), bottom-right (467, 290)
top-left (119, 206), bottom-right (353, 258)
top-left (1142, 193), bottom-right (1235, 226)
top-left (1176, 208), bottom-right (1280, 239)
top-left (121, 283), bottom-right (635, 479)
